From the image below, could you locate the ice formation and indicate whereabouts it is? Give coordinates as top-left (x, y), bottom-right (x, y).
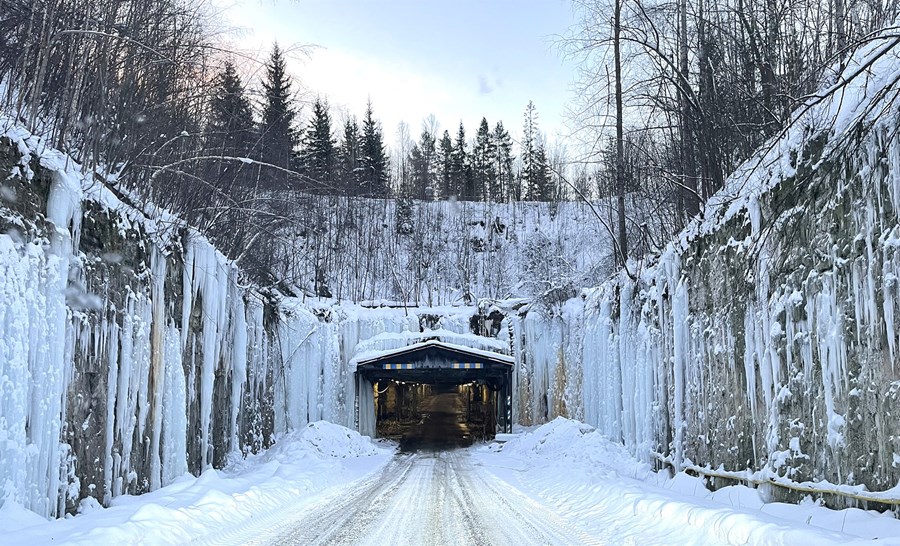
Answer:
top-left (2, 27), bottom-right (899, 521)
top-left (510, 29), bottom-right (900, 499)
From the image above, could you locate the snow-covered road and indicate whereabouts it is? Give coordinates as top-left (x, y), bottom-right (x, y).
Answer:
top-left (6, 419), bottom-right (900, 545)
top-left (199, 451), bottom-right (595, 546)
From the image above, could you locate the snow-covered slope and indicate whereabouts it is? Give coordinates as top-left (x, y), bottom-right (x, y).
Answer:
top-left (511, 27), bottom-right (900, 506)
top-left (276, 193), bottom-right (615, 304)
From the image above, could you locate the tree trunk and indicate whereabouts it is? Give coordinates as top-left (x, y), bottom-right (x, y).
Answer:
top-left (679, 0), bottom-right (700, 218)
top-left (614, 0), bottom-right (628, 265)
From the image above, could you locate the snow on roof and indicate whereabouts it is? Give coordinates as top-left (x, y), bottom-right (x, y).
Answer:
top-left (353, 338), bottom-right (514, 367)
top-left (353, 326), bottom-right (506, 353)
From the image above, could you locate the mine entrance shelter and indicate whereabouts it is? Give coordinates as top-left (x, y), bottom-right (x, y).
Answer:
top-left (355, 340), bottom-right (513, 448)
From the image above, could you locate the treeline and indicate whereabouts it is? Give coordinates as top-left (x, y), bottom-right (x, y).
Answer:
top-left (567, 0), bottom-right (898, 263)
top-left (192, 47), bottom-right (565, 204)
top-left (4, 0), bottom-right (896, 288)
top-left (0, 0), bottom-right (570, 284)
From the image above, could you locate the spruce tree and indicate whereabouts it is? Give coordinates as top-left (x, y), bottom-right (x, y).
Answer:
top-left (360, 100), bottom-right (390, 197)
top-left (449, 122), bottom-right (470, 199)
top-left (339, 116), bottom-right (361, 194)
top-left (205, 60), bottom-right (256, 189)
top-left (409, 129), bottom-right (436, 201)
top-left (260, 43), bottom-right (298, 189)
top-left (301, 97), bottom-right (337, 190)
top-left (531, 142), bottom-right (554, 201)
top-left (492, 121), bottom-right (514, 202)
top-left (437, 130), bottom-right (454, 199)
top-left (472, 117), bottom-right (496, 201)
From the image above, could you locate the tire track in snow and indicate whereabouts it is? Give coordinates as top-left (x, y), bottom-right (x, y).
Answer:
top-left (190, 454), bottom-right (414, 546)
top-left (255, 450), bottom-right (597, 545)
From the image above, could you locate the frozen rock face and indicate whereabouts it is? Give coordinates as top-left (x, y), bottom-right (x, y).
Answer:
top-left (513, 32), bottom-right (900, 505)
top-left (0, 134), bottom-right (498, 519)
top-left (0, 131), bottom-right (283, 517)
top-left (0, 134), bottom-right (344, 516)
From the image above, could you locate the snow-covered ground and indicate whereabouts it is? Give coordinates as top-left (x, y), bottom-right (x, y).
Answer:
top-left (474, 418), bottom-right (900, 545)
top-left (0, 422), bottom-right (394, 545)
top-left (6, 418), bottom-right (900, 545)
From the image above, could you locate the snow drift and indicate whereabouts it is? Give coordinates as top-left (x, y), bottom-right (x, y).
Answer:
top-left (476, 419), bottom-right (900, 544)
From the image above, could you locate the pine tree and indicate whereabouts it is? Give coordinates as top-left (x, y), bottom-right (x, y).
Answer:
top-left (205, 60), bottom-right (256, 189)
top-left (301, 97), bottom-right (337, 191)
top-left (339, 116), bottom-right (361, 194)
top-left (260, 43), bottom-right (298, 189)
top-left (360, 100), bottom-right (390, 197)
top-left (437, 130), bottom-right (454, 200)
top-left (492, 121), bottom-right (514, 202)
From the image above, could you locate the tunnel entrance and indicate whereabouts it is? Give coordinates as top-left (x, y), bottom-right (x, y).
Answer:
top-left (374, 382), bottom-right (500, 450)
top-left (355, 340), bottom-right (513, 450)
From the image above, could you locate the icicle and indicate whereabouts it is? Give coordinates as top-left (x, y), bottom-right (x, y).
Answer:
top-left (148, 247), bottom-right (167, 490)
top-left (671, 274), bottom-right (688, 468)
top-left (230, 286), bottom-right (248, 454)
top-left (103, 315), bottom-right (120, 505)
top-left (161, 323), bottom-right (187, 485)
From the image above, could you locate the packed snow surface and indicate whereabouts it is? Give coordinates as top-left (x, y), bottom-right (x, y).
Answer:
top-left (5, 416), bottom-right (900, 544)
top-left (0, 422), bottom-right (393, 545)
top-left (474, 418), bottom-right (900, 545)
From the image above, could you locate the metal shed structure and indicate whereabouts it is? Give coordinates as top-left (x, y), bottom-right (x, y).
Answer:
top-left (355, 339), bottom-right (514, 439)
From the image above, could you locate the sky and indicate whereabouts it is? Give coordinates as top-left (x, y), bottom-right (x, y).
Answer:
top-left (215, 0), bottom-right (578, 145)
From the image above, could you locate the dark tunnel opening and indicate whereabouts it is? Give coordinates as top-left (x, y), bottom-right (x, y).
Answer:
top-left (375, 381), bottom-right (499, 451)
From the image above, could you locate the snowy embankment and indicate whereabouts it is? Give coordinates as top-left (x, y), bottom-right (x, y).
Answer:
top-left (0, 422), bottom-right (393, 545)
top-left (475, 419), bottom-right (900, 545)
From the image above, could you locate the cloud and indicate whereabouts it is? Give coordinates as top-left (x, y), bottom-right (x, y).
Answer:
top-left (478, 74), bottom-right (493, 95)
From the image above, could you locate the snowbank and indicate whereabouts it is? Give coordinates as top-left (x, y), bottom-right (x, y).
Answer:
top-left (0, 422), bottom-right (394, 545)
top-left (232, 421), bottom-right (386, 465)
top-left (488, 417), bottom-right (648, 477)
top-left (475, 419), bottom-right (900, 545)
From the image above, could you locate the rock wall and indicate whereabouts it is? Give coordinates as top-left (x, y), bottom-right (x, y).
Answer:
top-left (0, 129), bottom-right (496, 518)
top-left (0, 129), bottom-right (409, 517)
top-left (512, 35), bottom-right (900, 505)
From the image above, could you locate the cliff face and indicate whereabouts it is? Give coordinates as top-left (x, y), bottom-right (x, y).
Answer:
top-left (0, 126), bottom-right (280, 517)
top-left (0, 132), bottom-right (492, 518)
top-left (512, 33), bottom-right (900, 503)
top-left (0, 128), bottom-right (340, 516)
